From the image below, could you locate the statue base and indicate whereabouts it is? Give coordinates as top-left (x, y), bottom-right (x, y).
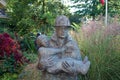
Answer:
top-left (18, 62), bottom-right (78, 80)
top-left (41, 71), bottom-right (78, 80)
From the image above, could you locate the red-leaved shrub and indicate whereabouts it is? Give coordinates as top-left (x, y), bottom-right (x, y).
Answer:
top-left (0, 33), bottom-right (28, 64)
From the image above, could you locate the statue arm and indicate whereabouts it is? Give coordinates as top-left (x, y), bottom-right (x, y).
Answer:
top-left (37, 47), bottom-right (64, 70)
top-left (64, 41), bottom-right (82, 60)
top-left (38, 47), bottom-right (65, 56)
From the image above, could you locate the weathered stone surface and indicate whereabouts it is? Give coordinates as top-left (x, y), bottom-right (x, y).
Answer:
top-left (18, 62), bottom-right (78, 80)
top-left (18, 62), bottom-right (41, 80)
top-left (40, 72), bottom-right (78, 80)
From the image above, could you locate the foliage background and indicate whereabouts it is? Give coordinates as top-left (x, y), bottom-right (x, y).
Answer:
top-left (0, 0), bottom-right (120, 80)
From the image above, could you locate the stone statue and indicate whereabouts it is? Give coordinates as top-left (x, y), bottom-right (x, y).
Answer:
top-left (36, 15), bottom-right (90, 80)
top-left (36, 34), bottom-right (90, 75)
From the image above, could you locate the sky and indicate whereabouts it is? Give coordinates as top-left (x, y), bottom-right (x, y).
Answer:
top-left (61, 0), bottom-right (78, 13)
top-left (61, 0), bottom-right (72, 6)
top-left (61, 0), bottom-right (80, 13)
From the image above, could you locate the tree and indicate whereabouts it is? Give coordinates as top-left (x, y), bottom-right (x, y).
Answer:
top-left (108, 0), bottom-right (120, 17)
top-left (70, 0), bottom-right (104, 20)
top-left (6, 0), bottom-right (70, 35)
top-left (71, 0), bottom-right (120, 20)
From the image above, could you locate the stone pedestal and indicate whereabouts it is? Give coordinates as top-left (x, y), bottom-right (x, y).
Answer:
top-left (18, 63), bottom-right (78, 80)
top-left (41, 71), bottom-right (78, 80)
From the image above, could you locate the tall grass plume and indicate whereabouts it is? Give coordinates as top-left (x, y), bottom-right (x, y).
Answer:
top-left (70, 19), bottom-right (120, 80)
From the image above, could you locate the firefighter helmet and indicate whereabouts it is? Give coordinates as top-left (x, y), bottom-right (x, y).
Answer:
top-left (55, 15), bottom-right (71, 27)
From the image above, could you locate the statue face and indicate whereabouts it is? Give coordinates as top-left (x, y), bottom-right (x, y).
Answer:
top-left (40, 38), bottom-right (49, 47)
top-left (37, 36), bottom-right (48, 47)
top-left (55, 26), bottom-right (68, 38)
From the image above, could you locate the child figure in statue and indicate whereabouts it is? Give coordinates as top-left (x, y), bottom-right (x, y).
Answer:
top-left (36, 34), bottom-right (90, 75)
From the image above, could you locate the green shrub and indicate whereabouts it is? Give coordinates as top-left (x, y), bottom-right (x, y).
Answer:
top-left (0, 73), bottom-right (18, 80)
top-left (23, 51), bottom-right (38, 63)
top-left (0, 55), bottom-right (20, 74)
top-left (19, 33), bottom-right (37, 53)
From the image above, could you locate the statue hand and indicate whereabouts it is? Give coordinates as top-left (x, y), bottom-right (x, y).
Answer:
top-left (62, 61), bottom-right (76, 75)
top-left (41, 56), bottom-right (56, 68)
